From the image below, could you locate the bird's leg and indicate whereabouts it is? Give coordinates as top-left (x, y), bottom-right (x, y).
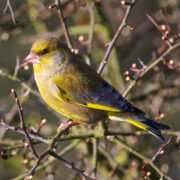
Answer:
top-left (57, 120), bottom-right (81, 135)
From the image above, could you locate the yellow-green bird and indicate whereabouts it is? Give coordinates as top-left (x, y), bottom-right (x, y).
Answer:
top-left (24, 37), bottom-right (169, 141)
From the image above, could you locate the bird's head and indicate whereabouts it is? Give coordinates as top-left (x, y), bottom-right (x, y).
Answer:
top-left (24, 37), bottom-right (70, 75)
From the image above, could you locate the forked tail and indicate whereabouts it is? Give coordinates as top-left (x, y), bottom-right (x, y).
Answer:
top-left (108, 112), bottom-right (170, 141)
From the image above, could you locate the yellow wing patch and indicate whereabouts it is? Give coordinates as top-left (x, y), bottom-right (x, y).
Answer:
top-left (53, 90), bottom-right (120, 112)
top-left (51, 81), bottom-right (121, 112)
top-left (126, 119), bottom-right (147, 130)
top-left (86, 103), bottom-right (120, 112)
top-left (108, 112), bottom-right (148, 130)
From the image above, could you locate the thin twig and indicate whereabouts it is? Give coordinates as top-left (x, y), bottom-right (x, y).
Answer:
top-left (10, 89), bottom-right (39, 158)
top-left (27, 150), bottom-right (49, 177)
top-left (0, 70), bottom-right (40, 97)
top-left (123, 40), bottom-right (180, 97)
top-left (98, 146), bottom-right (127, 177)
top-left (53, 0), bottom-right (73, 49)
top-left (1, 119), bottom-right (179, 151)
top-left (0, 118), bottom-right (177, 180)
top-left (0, 119), bottom-right (48, 144)
top-left (13, 56), bottom-right (20, 77)
top-left (146, 13), bottom-right (171, 47)
top-left (113, 137), bottom-right (173, 180)
top-left (97, 0), bottom-right (137, 74)
top-left (92, 138), bottom-right (98, 178)
top-left (26, 121), bottom-right (91, 180)
top-left (87, 1), bottom-right (95, 54)
top-left (49, 150), bottom-right (93, 180)
top-left (3, 0), bottom-right (17, 25)
top-left (151, 137), bottom-right (172, 163)
top-left (13, 140), bottom-right (80, 180)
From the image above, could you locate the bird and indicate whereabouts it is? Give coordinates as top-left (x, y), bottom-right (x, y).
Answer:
top-left (23, 36), bottom-right (170, 141)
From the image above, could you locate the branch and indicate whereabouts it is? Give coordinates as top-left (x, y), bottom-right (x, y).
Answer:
top-left (123, 40), bottom-right (180, 97)
top-left (13, 140), bottom-right (80, 180)
top-left (3, 0), bottom-right (17, 25)
top-left (49, 0), bottom-right (73, 49)
top-left (151, 137), bottom-right (172, 163)
top-left (113, 137), bottom-right (173, 180)
top-left (98, 146), bottom-right (127, 176)
top-left (87, 1), bottom-right (95, 54)
top-left (0, 116), bottom-right (177, 180)
top-left (0, 119), bottom-right (48, 144)
top-left (26, 121), bottom-right (92, 180)
top-left (10, 89), bottom-right (38, 158)
top-left (1, 119), bottom-right (179, 151)
top-left (91, 138), bottom-right (98, 178)
top-left (97, 0), bottom-right (137, 74)
top-left (49, 150), bottom-right (93, 180)
top-left (0, 70), bottom-right (40, 97)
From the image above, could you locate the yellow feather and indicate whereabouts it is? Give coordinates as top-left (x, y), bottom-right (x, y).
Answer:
top-left (86, 103), bottom-right (120, 112)
top-left (108, 112), bottom-right (148, 130)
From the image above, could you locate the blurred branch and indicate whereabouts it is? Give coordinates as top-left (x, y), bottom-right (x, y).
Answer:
top-left (113, 137), bottom-right (173, 180)
top-left (98, 146), bottom-right (128, 177)
top-left (123, 40), bottom-right (180, 97)
top-left (0, 4), bottom-right (28, 25)
top-left (13, 140), bottom-right (80, 180)
top-left (92, 138), bottom-right (98, 178)
top-left (3, 0), bottom-right (17, 25)
top-left (97, 0), bottom-right (137, 74)
top-left (87, 1), bottom-right (95, 54)
top-left (0, 70), bottom-right (40, 97)
top-left (0, 75), bottom-right (33, 140)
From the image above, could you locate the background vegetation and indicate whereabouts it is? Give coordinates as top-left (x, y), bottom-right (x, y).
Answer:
top-left (0, 0), bottom-right (180, 179)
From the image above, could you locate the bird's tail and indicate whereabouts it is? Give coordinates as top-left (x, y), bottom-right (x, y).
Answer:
top-left (108, 112), bottom-right (170, 141)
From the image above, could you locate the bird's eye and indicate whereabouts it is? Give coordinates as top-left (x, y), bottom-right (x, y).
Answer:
top-left (41, 48), bottom-right (49, 55)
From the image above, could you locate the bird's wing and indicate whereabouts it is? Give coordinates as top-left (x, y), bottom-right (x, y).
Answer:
top-left (51, 74), bottom-right (145, 116)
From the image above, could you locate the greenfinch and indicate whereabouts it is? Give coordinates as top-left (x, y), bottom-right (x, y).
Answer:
top-left (24, 37), bottom-right (169, 141)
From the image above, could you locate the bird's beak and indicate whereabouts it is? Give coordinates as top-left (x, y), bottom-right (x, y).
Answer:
top-left (23, 52), bottom-right (41, 64)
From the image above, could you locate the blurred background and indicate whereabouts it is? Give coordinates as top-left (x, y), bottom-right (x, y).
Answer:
top-left (0, 0), bottom-right (180, 179)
